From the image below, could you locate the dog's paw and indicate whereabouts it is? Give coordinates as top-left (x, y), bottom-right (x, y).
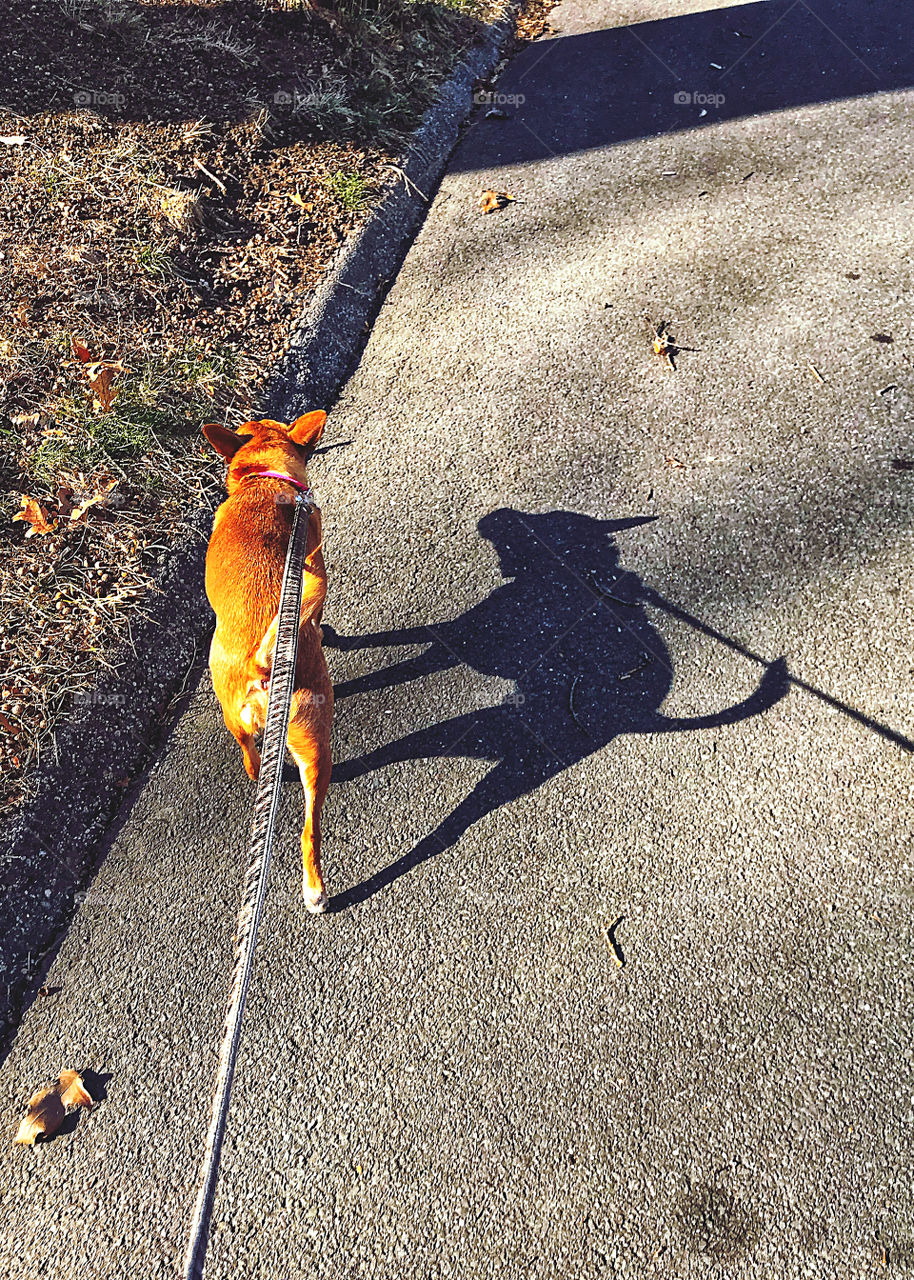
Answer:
top-left (303, 884), bottom-right (328, 914)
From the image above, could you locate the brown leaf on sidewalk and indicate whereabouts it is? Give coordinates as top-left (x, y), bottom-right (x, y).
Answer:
top-left (13, 1087), bottom-right (65, 1146)
top-left (12, 495), bottom-right (57, 537)
top-left (58, 1070), bottom-right (93, 1110)
top-left (13, 1070), bottom-right (93, 1146)
top-left (479, 189), bottom-right (514, 214)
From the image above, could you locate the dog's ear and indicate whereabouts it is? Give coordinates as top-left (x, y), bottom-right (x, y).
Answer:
top-left (288, 411), bottom-right (327, 450)
top-left (202, 422), bottom-right (252, 461)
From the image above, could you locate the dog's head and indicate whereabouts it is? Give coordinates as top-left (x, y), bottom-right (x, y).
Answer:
top-left (202, 412), bottom-right (326, 494)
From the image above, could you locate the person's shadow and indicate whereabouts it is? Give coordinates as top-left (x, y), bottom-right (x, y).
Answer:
top-left (325, 510), bottom-right (788, 909)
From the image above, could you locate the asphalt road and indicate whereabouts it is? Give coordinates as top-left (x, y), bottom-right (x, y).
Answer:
top-left (2, 1), bottom-right (914, 1276)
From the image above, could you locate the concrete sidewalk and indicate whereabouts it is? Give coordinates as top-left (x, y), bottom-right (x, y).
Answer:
top-left (1, 1), bottom-right (913, 1276)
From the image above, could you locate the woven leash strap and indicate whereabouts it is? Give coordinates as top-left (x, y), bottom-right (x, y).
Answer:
top-left (182, 492), bottom-right (312, 1280)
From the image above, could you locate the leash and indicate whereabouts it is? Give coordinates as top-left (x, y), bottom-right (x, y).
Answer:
top-left (182, 490), bottom-right (313, 1280)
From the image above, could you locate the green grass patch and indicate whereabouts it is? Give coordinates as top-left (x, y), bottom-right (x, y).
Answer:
top-left (26, 340), bottom-right (247, 485)
top-left (324, 168), bottom-right (369, 213)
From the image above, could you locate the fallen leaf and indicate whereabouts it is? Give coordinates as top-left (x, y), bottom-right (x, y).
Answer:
top-left (479, 189), bottom-right (514, 214)
top-left (85, 361), bottom-right (122, 412)
top-left (70, 336), bottom-right (92, 364)
top-left (652, 334), bottom-right (675, 367)
top-left (871, 333), bottom-right (894, 343)
top-left (70, 479), bottom-right (117, 524)
top-left (14, 1087), bottom-right (65, 1146)
top-left (13, 1069), bottom-right (93, 1146)
top-left (0, 713), bottom-right (20, 735)
top-left (12, 495), bottom-right (57, 537)
top-left (0, 135), bottom-right (26, 147)
top-left (288, 192), bottom-right (313, 211)
top-left (58, 1070), bottom-right (93, 1110)
top-left (665, 456), bottom-right (687, 469)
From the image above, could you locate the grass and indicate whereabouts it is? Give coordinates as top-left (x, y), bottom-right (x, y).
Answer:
top-left (132, 241), bottom-right (175, 281)
top-left (27, 340), bottom-right (249, 481)
top-left (324, 168), bottom-right (369, 213)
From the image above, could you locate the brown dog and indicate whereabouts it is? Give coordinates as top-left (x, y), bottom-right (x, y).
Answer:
top-left (202, 412), bottom-right (333, 912)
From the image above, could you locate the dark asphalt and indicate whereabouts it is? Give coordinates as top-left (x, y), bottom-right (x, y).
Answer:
top-left (2, 1), bottom-right (913, 1276)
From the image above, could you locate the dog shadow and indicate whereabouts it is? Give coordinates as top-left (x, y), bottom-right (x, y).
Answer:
top-left (326, 509), bottom-right (788, 909)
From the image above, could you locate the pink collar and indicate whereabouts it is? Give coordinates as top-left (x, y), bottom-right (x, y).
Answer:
top-left (241, 469), bottom-right (314, 500)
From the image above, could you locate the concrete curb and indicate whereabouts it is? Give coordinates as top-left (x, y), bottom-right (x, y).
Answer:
top-left (266, 11), bottom-right (515, 419)
top-left (0, 13), bottom-right (517, 1048)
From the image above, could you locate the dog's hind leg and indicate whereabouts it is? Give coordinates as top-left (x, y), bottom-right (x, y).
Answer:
top-left (224, 704), bottom-right (261, 781)
top-left (287, 712), bottom-right (331, 913)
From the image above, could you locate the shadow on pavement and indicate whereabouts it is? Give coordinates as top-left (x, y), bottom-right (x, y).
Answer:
top-left (327, 508), bottom-right (791, 910)
top-left (452, 0), bottom-right (913, 170)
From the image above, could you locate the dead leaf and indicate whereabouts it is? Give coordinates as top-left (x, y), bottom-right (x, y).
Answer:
top-left (70, 479), bottom-right (117, 524)
top-left (288, 192), bottom-right (313, 211)
top-left (71, 338), bottom-right (125, 404)
top-left (12, 495), bottom-right (57, 537)
top-left (0, 135), bottom-right (26, 147)
top-left (91, 363), bottom-right (122, 411)
top-left (14, 1087), bottom-right (65, 1146)
top-left (70, 336), bottom-right (92, 364)
top-left (479, 189), bottom-right (514, 214)
top-left (0, 713), bottom-right (20, 735)
top-left (13, 1069), bottom-right (93, 1145)
top-left (58, 1070), bottom-right (93, 1110)
top-left (871, 333), bottom-right (894, 343)
top-left (665, 456), bottom-right (687, 469)
top-left (652, 334), bottom-right (675, 367)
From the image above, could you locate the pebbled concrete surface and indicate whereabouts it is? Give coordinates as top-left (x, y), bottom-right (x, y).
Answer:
top-left (2, 1), bottom-right (914, 1277)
